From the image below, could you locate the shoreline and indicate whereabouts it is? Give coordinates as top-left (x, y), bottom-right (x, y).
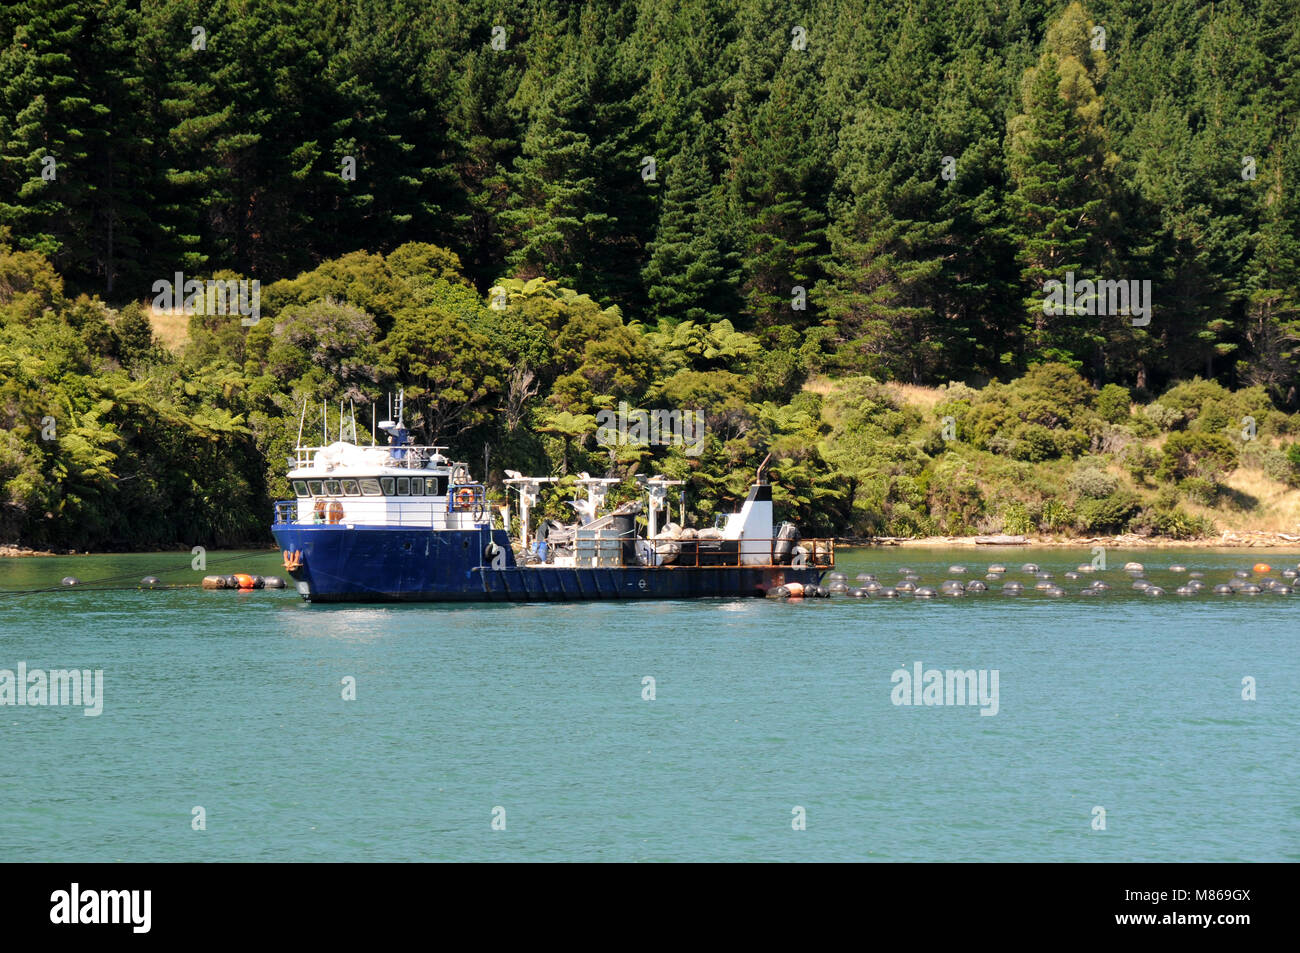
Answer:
top-left (0, 545), bottom-right (276, 558)
top-left (0, 545), bottom-right (61, 557)
top-left (7, 532), bottom-right (1300, 558)
top-left (840, 532), bottom-right (1300, 549)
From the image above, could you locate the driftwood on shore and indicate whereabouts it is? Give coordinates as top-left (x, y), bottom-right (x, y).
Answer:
top-left (0, 545), bottom-right (60, 557)
top-left (972, 534), bottom-right (1028, 545)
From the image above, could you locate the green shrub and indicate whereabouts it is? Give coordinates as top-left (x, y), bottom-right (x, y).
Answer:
top-left (1010, 423), bottom-right (1059, 462)
top-left (1157, 431), bottom-right (1238, 482)
top-left (1074, 492), bottom-right (1141, 533)
top-left (930, 477), bottom-right (984, 535)
top-left (921, 427), bottom-right (950, 456)
top-left (1095, 383), bottom-right (1131, 423)
top-left (1178, 476), bottom-right (1218, 505)
top-left (1241, 442), bottom-right (1298, 486)
top-left (1127, 415), bottom-right (1159, 438)
top-left (1053, 428), bottom-right (1090, 458)
top-left (1262, 447), bottom-right (1299, 486)
top-left (1039, 499), bottom-right (1074, 532)
top-left (1123, 445), bottom-right (1161, 485)
top-left (886, 503), bottom-right (935, 538)
top-left (1159, 378), bottom-right (1230, 419)
top-left (1193, 397), bottom-right (1232, 434)
top-left (985, 432), bottom-right (1014, 456)
top-left (1142, 402), bottom-right (1185, 431)
top-left (1153, 486), bottom-right (1180, 509)
top-left (1150, 506), bottom-right (1212, 539)
top-left (1019, 362), bottom-right (1095, 417)
top-left (1067, 464), bottom-right (1120, 499)
top-left (1001, 501), bottom-right (1033, 535)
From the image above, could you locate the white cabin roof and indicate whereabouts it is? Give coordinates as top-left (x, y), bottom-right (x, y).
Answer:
top-left (287, 441), bottom-right (469, 481)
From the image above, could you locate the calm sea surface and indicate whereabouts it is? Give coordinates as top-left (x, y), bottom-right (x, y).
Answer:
top-left (0, 546), bottom-right (1296, 862)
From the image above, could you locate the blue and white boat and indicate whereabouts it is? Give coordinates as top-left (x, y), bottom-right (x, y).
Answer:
top-left (271, 399), bottom-right (832, 603)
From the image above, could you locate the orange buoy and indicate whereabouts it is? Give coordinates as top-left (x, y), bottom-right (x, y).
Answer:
top-left (785, 581), bottom-right (805, 598)
top-left (233, 573), bottom-right (255, 589)
top-left (1254, 563), bottom-right (1271, 573)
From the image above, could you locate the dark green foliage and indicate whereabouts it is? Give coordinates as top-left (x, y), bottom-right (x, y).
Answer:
top-left (1157, 431), bottom-right (1238, 483)
top-left (1075, 492), bottom-right (1140, 533)
top-left (0, 0), bottom-right (1293, 403)
top-left (2, 0), bottom-right (1300, 550)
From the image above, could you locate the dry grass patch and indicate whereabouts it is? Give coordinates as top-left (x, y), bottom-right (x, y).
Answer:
top-left (147, 305), bottom-right (191, 353)
top-left (884, 382), bottom-right (945, 413)
top-left (1204, 468), bottom-right (1300, 533)
top-left (802, 375), bottom-right (835, 396)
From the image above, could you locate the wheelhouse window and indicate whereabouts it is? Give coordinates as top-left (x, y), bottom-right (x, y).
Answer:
top-left (427, 476), bottom-right (446, 496)
top-left (324, 480), bottom-right (342, 496)
top-left (341, 479), bottom-right (361, 496)
top-left (381, 477), bottom-right (395, 495)
top-left (410, 477), bottom-right (425, 495)
top-left (359, 478), bottom-right (382, 496)
top-left (308, 480), bottom-right (324, 496)
top-left (293, 481), bottom-right (310, 497)
top-left (396, 477), bottom-right (410, 495)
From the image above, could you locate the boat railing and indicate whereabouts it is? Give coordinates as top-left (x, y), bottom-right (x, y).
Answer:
top-left (648, 536), bottom-right (834, 569)
top-left (290, 444), bottom-right (450, 471)
top-left (543, 535), bottom-right (835, 569)
top-left (272, 498), bottom-right (492, 527)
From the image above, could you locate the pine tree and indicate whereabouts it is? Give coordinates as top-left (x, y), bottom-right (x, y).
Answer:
top-left (0, 0), bottom-right (93, 274)
top-left (1004, 1), bottom-right (1116, 370)
top-left (727, 43), bottom-right (830, 330)
top-left (449, 40), bottom-right (523, 291)
top-left (502, 9), bottom-right (654, 309)
top-left (641, 131), bottom-right (739, 327)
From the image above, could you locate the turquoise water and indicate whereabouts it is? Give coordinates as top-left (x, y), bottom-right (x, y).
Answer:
top-left (0, 547), bottom-right (1296, 862)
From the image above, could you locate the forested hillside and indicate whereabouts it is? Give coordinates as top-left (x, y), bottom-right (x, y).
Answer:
top-left (1, 0), bottom-right (1298, 549)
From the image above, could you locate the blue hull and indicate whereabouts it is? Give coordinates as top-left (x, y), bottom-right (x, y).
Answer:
top-left (272, 524), bottom-right (825, 603)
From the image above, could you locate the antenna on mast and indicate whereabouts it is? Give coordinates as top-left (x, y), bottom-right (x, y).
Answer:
top-left (350, 400), bottom-right (357, 444)
top-left (296, 400), bottom-right (306, 450)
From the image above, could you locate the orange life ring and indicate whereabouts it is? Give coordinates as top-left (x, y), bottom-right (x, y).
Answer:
top-left (454, 487), bottom-right (474, 510)
top-left (327, 500), bottom-right (344, 524)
